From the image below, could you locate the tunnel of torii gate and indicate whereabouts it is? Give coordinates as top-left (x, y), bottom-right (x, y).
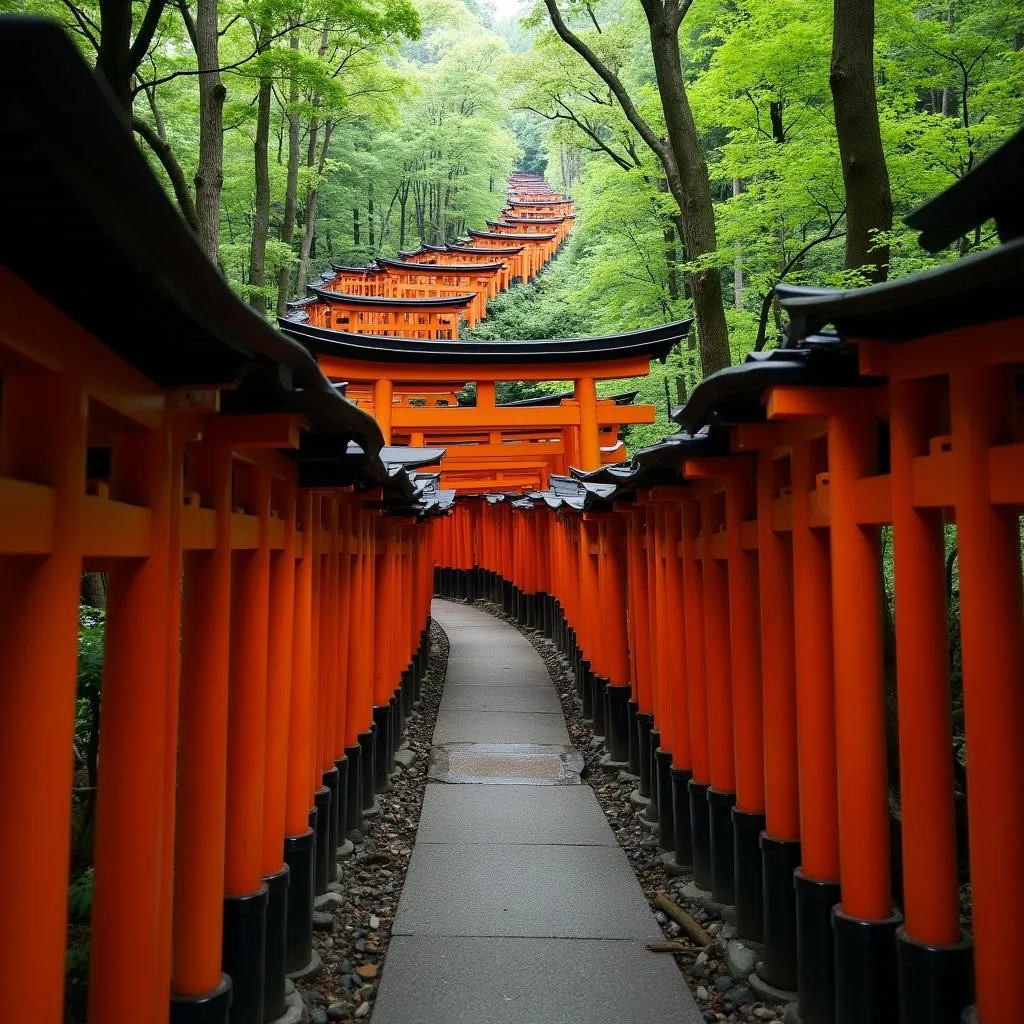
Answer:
top-left (429, 129), bottom-right (1024, 1024)
top-left (2, 17), bottom-right (1024, 1024)
top-left (282, 185), bottom-right (572, 340)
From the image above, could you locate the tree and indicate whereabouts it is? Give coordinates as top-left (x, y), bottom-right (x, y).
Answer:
top-left (831, 0), bottom-right (892, 280)
top-left (540, 0), bottom-right (731, 377)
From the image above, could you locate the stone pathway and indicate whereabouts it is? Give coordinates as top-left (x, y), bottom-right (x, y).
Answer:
top-left (372, 600), bottom-right (703, 1024)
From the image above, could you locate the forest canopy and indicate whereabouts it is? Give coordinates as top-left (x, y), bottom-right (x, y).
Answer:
top-left (11, 0), bottom-right (1023, 443)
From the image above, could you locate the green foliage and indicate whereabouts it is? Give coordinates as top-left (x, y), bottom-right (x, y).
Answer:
top-left (68, 869), bottom-right (95, 923)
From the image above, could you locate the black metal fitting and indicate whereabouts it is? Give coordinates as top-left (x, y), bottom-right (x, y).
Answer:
top-left (896, 926), bottom-right (973, 1024)
top-left (794, 868), bottom-right (841, 1024)
top-left (833, 904), bottom-right (901, 1024)
top-left (222, 884), bottom-right (269, 1024)
top-left (262, 865), bottom-right (289, 1021)
top-left (637, 713), bottom-right (654, 799)
top-left (170, 974), bottom-right (232, 1024)
top-left (733, 808), bottom-right (766, 942)
top-left (688, 780), bottom-right (712, 890)
top-left (708, 787), bottom-right (736, 905)
top-left (759, 833), bottom-right (800, 992)
top-left (312, 786), bottom-right (331, 896)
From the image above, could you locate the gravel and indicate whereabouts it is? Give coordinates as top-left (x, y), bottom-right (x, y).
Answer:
top-left (465, 596), bottom-right (787, 1024)
top-left (294, 618), bottom-right (450, 1023)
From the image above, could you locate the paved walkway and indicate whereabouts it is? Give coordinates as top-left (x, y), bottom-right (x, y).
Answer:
top-left (373, 599), bottom-right (703, 1024)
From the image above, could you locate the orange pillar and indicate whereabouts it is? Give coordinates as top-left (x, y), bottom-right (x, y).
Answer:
top-left (0, 378), bottom-right (86, 1024)
top-left (173, 442), bottom-right (233, 1005)
top-left (700, 489), bottom-right (736, 906)
top-left (574, 377), bottom-right (601, 471)
top-left (888, 376), bottom-right (969, 1014)
top-left (950, 366), bottom-right (1024, 1024)
top-left (374, 378), bottom-right (394, 444)
top-left (90, 421), bottom-right (177, 1023)
top-left (753, 445), bottom-right (801, 991)
top-left (222, 464), bottom-right (272, 1017)
top-left (789, 433), bottom-right (841, 1023)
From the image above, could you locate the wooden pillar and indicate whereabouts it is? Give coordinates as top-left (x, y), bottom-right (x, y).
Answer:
top-left (224, 468), bottom-right (272, 887)
top-left (574, 377), bottom-right (601, 471)
top-left (950, 366), bottom-right (1024, 1023)
top-left (173, 442), bottom-right (233, 1002)
top-left (374, 378), bottom-right (394, 444)
top-left (90, 418), bottom-right (178, 1021)
top-left (0, 378), bottom-right (87, 1024)
top-left (888, 379), bottom-right (960, 941)
top-left (285, 493), bottom-right (315, 836)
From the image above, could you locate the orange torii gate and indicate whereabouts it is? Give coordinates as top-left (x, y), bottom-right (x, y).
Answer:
top-left (289, 289), bottom-right (475, 340)
top-left (463, 228), bottom-right (559, 280)
top-left (320, 258), bottom-right (505, 326)
top-left (495, 213), bottom-right (575, 245)
top-left (277, 319), bottom-right (690, 495)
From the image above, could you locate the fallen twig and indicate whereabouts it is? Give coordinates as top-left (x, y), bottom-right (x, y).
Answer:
top-left (653, 892), bottom-right (712, 947)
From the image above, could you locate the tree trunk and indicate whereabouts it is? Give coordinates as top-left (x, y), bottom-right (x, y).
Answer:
top-left (368, 185), bottom-right (375, 249)
top-left (194, 0), bottom-right (225, 265)
top-left (732, 178), bottom-right (744, 308)
top-left (95, 0), bottom-right (166, 116)
top-left (831, 0), bottom-right (892, 281)
top-left (353, 207), bottom-right (361, 247)
top-left (276, 29), bottom-right (301, 316)
top-left (663, 226), bottom-right (679, 301)
top-left (248, 74), bottom-right (273, 311)
top-left (646, 13), bottom-right (731, 376)
top-left (399, 189), bottom-right (408, 250)
top-left (296, 121), bottom-right (333, 295)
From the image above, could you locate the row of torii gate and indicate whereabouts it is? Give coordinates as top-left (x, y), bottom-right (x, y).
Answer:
top-left (0, 19), bottom-right (1021, 1024)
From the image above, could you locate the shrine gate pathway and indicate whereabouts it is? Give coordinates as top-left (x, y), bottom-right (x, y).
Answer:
top-left (372, 600), bottom-right (703, 1024)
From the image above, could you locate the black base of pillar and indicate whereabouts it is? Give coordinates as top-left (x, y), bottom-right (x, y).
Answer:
top-left (833, 904), bottom-right (900, 1024)
top-left (642, 730), bottom-right (661, 824)
top-left (332, 759), bottom-right (348, 855)
top-left (670, 768), bottom-right (693, 869)
top-left (580, 665), bottom-right (593, 718)
top-left (708, 788), bottom-right (736, 905)
top-left (895, 927), bottom-right (973, 1024)
top-left (313, 786), bottom-right (331, 896)
top-left (262, 866), bottom-right (289, 1022)
top-left (759, 834), bottom-right (801, 992)
top-left (606, 686), bottom-right (630, 763)
top-left (372, 705), bottom-right (392, 792)
top-left (592, 675), bottom-right (608, 738)
top-left (795, 868), bottom-right (841, 1024)
top-left (283, 830), bottom-right (314, 975)
top-left (627, 699), bottom-right (640, 775)
top-left (344, 745), bottom-right (362, 835)
top-left (400, 669), bottom-right (410, 723)
top-left (358, 729), bottom-right (374, 811)
top-left (638, 712), bottom-right (655, 798)
top-left (733, 808), bottom-right (766, 941)
top-left (689, 780), bottom-right (712, 890)
top-left (222, 884), bottom-right (269, 1024)
top-left (322, 767), bottom-right (340, 884)
top-left (655, 750), bottom-right (674, 851)
top-left (171, 975), bottom-right (233, 1024)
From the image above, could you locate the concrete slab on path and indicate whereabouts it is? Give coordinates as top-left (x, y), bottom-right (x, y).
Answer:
top-left (443, 652), bottom-right (553, 687)
top-left (432, 709), bottom-right (570, 746)
top-left (416, 783), bottom-right (614, 846)
top-left (373, 935), bottom-right (704, 1024)
top-left (392, 842), bottom-right (661, 939)
top-left (440, 683), bottom-right (562, 713)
